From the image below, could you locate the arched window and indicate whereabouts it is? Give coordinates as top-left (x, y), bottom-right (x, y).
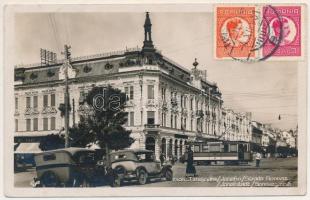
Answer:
top-left (161, 138), bottom-right (166, 155)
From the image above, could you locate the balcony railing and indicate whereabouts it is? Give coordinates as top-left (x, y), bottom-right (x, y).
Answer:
top-left (41, 106), bottom-right (57, 114)
top-left (24, 107), bottom-right (39, 115)
top-left (144, 124), bottom-right (160, 129)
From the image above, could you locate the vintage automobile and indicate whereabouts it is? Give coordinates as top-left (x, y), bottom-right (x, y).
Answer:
top-left (33, 147), bottom-right (106, 187)
top-left (110, 149), bottom-right (173, 186)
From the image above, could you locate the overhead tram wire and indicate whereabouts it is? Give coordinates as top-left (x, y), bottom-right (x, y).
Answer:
top-left (48, 13), bottom-right (62, 54)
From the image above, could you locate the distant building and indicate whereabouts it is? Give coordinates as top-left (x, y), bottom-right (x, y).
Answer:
top-left (251, 121), bottom-right (263, 145)
top-left (220, 108), bottom-right (252, 142)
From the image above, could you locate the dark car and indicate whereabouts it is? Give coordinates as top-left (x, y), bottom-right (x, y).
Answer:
top-left (33, 147), bottom-right (106, 187)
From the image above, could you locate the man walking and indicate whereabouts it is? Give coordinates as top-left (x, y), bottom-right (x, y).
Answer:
top-left (255, 152), bottom-right (262, 167)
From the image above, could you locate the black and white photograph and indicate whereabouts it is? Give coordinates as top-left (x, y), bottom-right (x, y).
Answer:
top-left (2, 2), bottom-right (308, 197)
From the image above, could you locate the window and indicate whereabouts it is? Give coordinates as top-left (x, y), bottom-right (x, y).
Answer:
top-left (26, 119), bottom-right (31, 131)
top-left (180, 95), bottom-right (183, 108)
top-left (190, 98), bottom-right (193, 110)
top-left (124, 113), bottom-right (129, 126)
top-left (161, 113), bottom-right (166, 127)
top-left (130, 86), bottom-right (134, 100)
top-left (181, 117), bottom-right (183, 129)
top-left (51, 117), bottom-right (56, 130)
top-left (51, 94), bottom-right (56, 107)
top-left (129, 112), bottom-right (134, 126)
top-left (147, 111), bottom-right (155, 124)
top-left (125, 86), bottom-right (134, 100)
top-left (171, 115), bottom-right (173, 128)
top-left (174, 115), bottom-right (177, 129)
top-left (140, 111), bottom-right (143, 125)
top-left (43, 118), bottom-right (48, 131)
top-left (26, 97), bottom-right (31, 108)
top-left (43, 154), bottom-right (56, 161)
top-left (124, 87), bottom-right (129, 99)
top-left (147, 85), bottom-right (154, 99)
top-left (191, 119), bottom-right (193, 131)
top-left (33, 118), bottom-right (38, 131)
top-left (184, 118), bottom-right (187, 130)
top-left (33, 96), bottom-right (38, 108)
top-left (230, 144), bottom-right (237, 152)
top-left (194, 145), bottom-right (200, 153)
top-left (161, 88), bottom-right (166, 101)
top-left (15, 119), bottom-right (18, 132)
top-left (43, 95), bottom-right (48, 107)
top-left (15, 97), bottom-right (18, 110)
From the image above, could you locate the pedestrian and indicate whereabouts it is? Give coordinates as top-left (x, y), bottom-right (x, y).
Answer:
top-left (186, 146), bottom-right (197, 177)
top-left (255, 152), bottom-right (262, 167)
top-left (160, 152), bottom-right (165, 166)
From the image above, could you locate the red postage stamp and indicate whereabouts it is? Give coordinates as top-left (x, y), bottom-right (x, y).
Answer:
top-left (216, 7), bottom-right (256, 59)
top-left (262, 6), bottom-right (301, 57)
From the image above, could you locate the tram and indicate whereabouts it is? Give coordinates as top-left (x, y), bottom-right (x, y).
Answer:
top-left (185, 141), bottom-right (253, 165)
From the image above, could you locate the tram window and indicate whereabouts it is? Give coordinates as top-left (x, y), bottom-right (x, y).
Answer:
top-left (194, 145), bottom-right (200, 152)
top-left (224, 144), bottom-right (229, 152)
top-left (202, 145), bottom-right (208, 152)
top-left (230, 144), bottom-right (237, 152)
top-left (209, 145), bottom-right (220, 152)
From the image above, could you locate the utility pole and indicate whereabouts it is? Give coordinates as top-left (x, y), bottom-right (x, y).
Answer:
top-left (64, 44), bottom-right (71, 148)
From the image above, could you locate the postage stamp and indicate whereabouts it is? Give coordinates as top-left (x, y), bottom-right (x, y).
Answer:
top-left (262, 6), bottom-right (302, 57)
top-left (216, 6), bottom-right (256, 59)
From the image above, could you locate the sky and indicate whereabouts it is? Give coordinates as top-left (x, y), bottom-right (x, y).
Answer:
top-left (14, 12), bottom-right (298, 130)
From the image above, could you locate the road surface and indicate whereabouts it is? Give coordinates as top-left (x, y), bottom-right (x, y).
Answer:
top-left (15, 157), bottom-right (297, 187)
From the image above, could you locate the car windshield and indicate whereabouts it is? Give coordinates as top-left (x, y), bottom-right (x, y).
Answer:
top-left (110, 151), bottom-right (137, 162)
top-left (135, 152), bottom-right (154, 162)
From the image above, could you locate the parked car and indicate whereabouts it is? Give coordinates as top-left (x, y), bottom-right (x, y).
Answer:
top-left (110, 149), bottom-right (173, 187)
top-left (33, 147), bottom-right (106, 187)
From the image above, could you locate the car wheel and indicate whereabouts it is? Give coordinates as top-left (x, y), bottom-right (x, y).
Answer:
top-left (41, 171), bottom-right (59, 187)
top-left (137, 169), bottom-right (148, 185)
top-left (112, 174), bottom-right (122, 187)
top-left (165, 169), bottom-right (173, 181)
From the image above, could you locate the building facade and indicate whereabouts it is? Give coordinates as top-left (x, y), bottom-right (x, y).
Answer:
top-left (14, 13), bottom-right (223, 159)
top-left (220, 108), bottom-right (252, 142)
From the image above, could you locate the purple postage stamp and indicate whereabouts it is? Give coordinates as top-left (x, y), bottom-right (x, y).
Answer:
top-left (263, 6), bottom-right (301, 57)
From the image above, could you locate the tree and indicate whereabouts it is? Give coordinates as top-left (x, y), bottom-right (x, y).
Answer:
top-left (68, 116), bottom-right (95, 148)
top-left (78, 85), bottom-right (135, 160)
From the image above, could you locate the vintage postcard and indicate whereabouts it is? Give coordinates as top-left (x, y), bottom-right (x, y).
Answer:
top-left (2, 0), bottom-right (308, 197)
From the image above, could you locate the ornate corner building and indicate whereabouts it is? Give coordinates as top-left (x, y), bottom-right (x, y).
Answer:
top-left (14, 12), bottom-right (224, 159)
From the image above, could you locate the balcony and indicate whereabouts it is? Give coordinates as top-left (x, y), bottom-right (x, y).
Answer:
top-left (161, 101), bottom-right (168, 110)
top-left (24, 107), bottom-right (39, 116)
top-left (144, 124), bottom-right (160, 129)
top-left (41, 106), bottom-right (57, 114)
top-left (146, 99), bottom-right (156, 107)
top-left (144, 124), bottom-right (161, 133)
top-left (181, 108), bottom-right (188, 116)
top-left (171, 98), bottom-right (178, 107)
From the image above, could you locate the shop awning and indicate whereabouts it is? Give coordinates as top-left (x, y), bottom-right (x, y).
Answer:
top-left (14, 143), bottom-right (42, 154)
